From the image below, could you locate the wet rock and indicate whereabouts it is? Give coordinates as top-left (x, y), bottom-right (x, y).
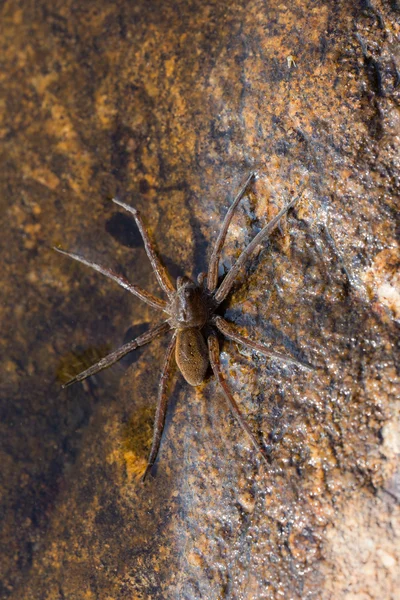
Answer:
top-left (0, 0), bottom-right (398, 598)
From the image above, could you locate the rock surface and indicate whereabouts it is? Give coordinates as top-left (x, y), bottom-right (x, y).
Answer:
top-left (0, 0), bottom-right (399, 598)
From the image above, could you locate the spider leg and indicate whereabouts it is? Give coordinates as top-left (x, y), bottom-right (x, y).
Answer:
top-left (142, 332), bottom-right (177, 482)
top-left (112, 199), bottom-right (175, 299)
top-left (197, 272), bottom-right (206, 285)
top-left (214, 317), bottom-right (313, 370)
top-left (207, 171), bottom-right (256, 292)
top-left (207, 334), bottom-right (269, 467)
top-left (54, 247), bottom-right (167, 312)
top-left (63, 321), bottom-right (171, 388)
top-left (214, 183), bottom-right (307, 305)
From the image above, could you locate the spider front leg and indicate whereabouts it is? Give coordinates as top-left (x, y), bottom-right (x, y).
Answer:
top-left (214, 182), bottom-right (307, 305)
top-left (214, 317), bottom-right (313, 370)
top-left (142, 332), bottom-right (177, 482)
top-left (207, 171), bottom-right (257, 292)
top-left (53, 247), bottom-right (167, 311)
top-left (207, 334), bottom-right (269, 467)
top-left (112, 199), bottom-right (175, 299)
top-left (63, 321), bottom-right (171, 387)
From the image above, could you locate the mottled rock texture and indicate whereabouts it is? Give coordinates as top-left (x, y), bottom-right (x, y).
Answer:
top-left (0, 0), bottom-right (399, 599)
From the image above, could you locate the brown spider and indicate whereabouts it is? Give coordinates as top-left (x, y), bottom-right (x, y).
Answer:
top-left (55, 172), bottom-right (309, 481)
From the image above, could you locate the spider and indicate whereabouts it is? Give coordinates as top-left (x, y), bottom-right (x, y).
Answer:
top-left (55, 172), bottom-right (309, 481)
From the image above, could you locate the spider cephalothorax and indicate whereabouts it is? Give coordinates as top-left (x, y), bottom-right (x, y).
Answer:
top-left (168, 276), bottom-right (210, 330)
top-left (55, 172), bottom-right (310, 481)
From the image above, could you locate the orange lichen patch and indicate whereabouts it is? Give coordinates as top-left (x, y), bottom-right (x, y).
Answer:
top-left (165, 56), bottom-right (175, 79)
top-left (56, 346), bottom-right (112, 386)
top-left (186, 550), bottom-right (205, 568)
top-left (119, 406), bottom-right (154, 482)
top-left (95, 90), bottom-right (117, 128)
top-left (30, 71), bottom-right (59, 95)
top-left (363, 248), bottom-right (400, 319)
top-left (22, 165), bottom-right (60, 190)
top-left (123, 450), bottom-right (147, 482)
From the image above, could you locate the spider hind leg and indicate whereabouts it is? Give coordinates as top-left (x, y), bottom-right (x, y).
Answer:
top-left (63, 322), bottom-right (170, 388)
top-left (207, 333), bottom-right (270, 467)
top-left (142, 333), bottom-right (177, 482)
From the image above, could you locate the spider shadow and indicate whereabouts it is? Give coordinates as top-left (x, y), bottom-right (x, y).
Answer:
top-left (120, 322), bottom-right (152, 368)
top-left (106, 208), bottom-right (183, 283)
top-left (221, 302), bottom-right (312, 369)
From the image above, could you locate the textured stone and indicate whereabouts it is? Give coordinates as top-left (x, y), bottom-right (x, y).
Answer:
top-left (0, 0), bottom-right (399, 599)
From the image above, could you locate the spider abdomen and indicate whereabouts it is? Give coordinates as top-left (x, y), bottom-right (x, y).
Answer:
top-left (175, 328), bottom-right (209, 386)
